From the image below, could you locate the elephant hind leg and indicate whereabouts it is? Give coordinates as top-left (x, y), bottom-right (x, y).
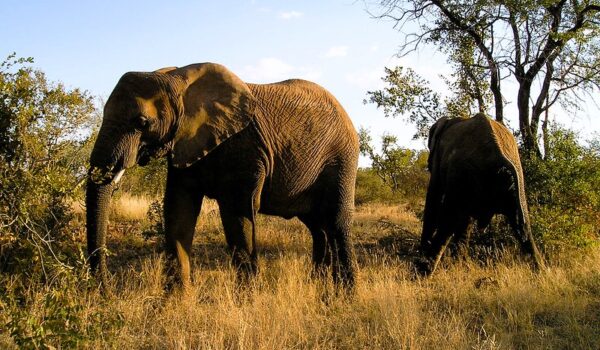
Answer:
top-left (421, 178), bottom-right (441, 252)
top-left (450, 216), bottom-right (474, 259)
top-left (322, 206), bottom-right (356, 291)
top-left (299, 215), bottom-right (332, 279)
top-left (424, 230), bottom-right (453, 276)
top-left (315, 186), bottom-right (356, 290)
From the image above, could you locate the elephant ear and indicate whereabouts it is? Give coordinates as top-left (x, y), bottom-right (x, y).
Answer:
top-left (427, 117), bottom-right (451, 170)
top-left (170, 63), bottom-right (255, 168)
top-left (154, 66), bottom-right (178, 74)
top-left (427, 116), bottom-right (468, 170)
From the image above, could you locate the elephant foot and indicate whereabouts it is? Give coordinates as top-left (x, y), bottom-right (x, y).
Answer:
top-left (232, 256), bottom-right (258, 291)
top-left (163, 274), bottom-right (192, 296)
top-left (310, 264), bottom-right (330, 282)
top-left (332, 263), bottom-right (356, 296)
top-left (317, 278), bottom-right (354, 305)
top-left (235, 267), bottom-right (257, 286)
top-left (530, 256), bottom-right (547, 273)
top-left (91, 268), bottom-right (113, 295)
top-left (413, 256), bottom-right (433, 277)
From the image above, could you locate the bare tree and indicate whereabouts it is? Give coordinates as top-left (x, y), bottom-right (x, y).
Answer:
top-left (372, 0), bottom-right (600, 157)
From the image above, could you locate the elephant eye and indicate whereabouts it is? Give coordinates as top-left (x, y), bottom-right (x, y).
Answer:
top-left (135, 115), bottom-right (150, 130)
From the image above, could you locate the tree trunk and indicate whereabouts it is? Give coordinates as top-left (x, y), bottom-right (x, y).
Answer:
top-left (517, 82), bottom-right (542, 158)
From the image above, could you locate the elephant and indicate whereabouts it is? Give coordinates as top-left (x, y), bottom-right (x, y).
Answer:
top-left (419, 113), bottom-right (545, 274)
top-left (86, 63), bottom-right (359, 291)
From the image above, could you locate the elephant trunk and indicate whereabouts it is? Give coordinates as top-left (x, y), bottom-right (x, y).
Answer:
top-left (513, 164), bottom-right (546, 270)
top-left (86, 179), bottom-right (113, 287)
top-left (518, 202), bottom-right (546, 270)
top-left (85, 124), bottom-right (133, 287)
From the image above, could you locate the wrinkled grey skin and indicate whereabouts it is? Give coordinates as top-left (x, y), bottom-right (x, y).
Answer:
top-left (420, 113), bottom-right (545, 275)
top-left (86, 63), bottom-right (359, 291)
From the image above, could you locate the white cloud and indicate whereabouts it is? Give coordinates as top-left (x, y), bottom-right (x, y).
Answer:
top-left (279, 11), bottom-right (303, 20)
top-left (345, 68), bottom-right (383, 89)
top-left (324, 45), bottom-right (349, 58)
top-left (240, 57), bottom-right (321, 83)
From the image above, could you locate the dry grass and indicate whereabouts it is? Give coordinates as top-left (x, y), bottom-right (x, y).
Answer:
top-left (110, 194), bottom-right (153, 222)
top-left (2, 201), bottom-right (599, 349)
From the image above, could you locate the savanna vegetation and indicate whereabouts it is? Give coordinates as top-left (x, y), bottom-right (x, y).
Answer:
top-left (1, 12), bottom-right (600, 346)
top-left (370, 0), bottom-right (600, 157)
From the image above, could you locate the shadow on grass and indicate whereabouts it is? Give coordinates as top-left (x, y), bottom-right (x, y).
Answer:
top-left (103, 213), bottom-right (526, 284)
top-left (353, 219), bottom-right (421, 267)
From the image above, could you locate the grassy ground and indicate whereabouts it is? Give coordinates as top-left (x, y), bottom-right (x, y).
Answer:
top-left (2, 197), bottom-right (599, 349)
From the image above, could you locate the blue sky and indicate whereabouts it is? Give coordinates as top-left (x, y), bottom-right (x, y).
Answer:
top-left (2, 1), bottom-right (599, 165)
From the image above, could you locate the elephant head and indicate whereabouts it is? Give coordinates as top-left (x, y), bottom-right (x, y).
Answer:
top-left (86, 63), bottom-right (255, 285)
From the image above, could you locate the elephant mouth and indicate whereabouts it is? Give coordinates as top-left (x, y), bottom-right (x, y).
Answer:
top-left (137, 146), bottom-right (153, 166)
top-left (137, 143), bottom-right (170, 166)
top-left (89, 159), bottom-right (125, 186)
top-left (89, 143), bottom-right (169, 185)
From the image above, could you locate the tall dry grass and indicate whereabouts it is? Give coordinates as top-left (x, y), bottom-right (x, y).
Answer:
top-left (111, 194), bottom-right (153, 222)
top-left (2, 201), bottom-right (598, 349)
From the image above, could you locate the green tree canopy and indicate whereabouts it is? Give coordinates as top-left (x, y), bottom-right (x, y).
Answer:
top-left (359, 127), bottom-right (429, 198)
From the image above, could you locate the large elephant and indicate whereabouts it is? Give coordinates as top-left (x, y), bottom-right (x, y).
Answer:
top-left (420, 113), bottom-right (545, 274)
top-left (86, 63), bottom-right (359, 290)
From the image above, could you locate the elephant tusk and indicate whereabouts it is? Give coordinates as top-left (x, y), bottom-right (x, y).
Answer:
top-left (112, 169), bottom-right (125, 185)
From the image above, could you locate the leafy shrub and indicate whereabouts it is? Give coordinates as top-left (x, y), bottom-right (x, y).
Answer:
top-left (118, 157), bottom-right (167, 197)
top-left (355, 168), bottom-right (400, 205)
top-left (141, 199), bottom-right (165, 240)
top-left (357, 128), bottom-right (429, 204)
top-left (1, 270), bottom-right (124, 349)
top-left (0, 53), bottom-right (96, 275)
top-left (523, 124), bottom-right (600, 251)
top-left (0, 54), bottom-right (129, 348)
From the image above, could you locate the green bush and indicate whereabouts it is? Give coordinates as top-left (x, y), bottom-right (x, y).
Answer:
top-left (1, 268), bottom-right (124, 349)
top-left (355, 168), bottom-right (401, 205)
top-left (0, 53), bottom-right (95, 275)
top-left (357, 128), bottom-right (429, 205)
top-left (0, 54), bottom-right (131, 348)
top-left (523, 124), bottom-right (600, 251)
top-left (118, 157), bottom-right (167, 197)
top-left (141, 199), bottom-right (165, 240)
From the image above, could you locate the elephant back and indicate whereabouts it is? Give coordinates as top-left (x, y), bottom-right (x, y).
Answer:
top-left (247, 80), bottom-right (358, 199)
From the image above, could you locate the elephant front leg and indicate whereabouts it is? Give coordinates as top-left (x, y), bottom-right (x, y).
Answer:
top-left (163, 177), bottom-right (203, 291)
top-left (420, 214), bottom-right (468, 276)
top-left (421, 180), bottom-right (441, 252)
top-left (218, 203), bottom-right (258, 280)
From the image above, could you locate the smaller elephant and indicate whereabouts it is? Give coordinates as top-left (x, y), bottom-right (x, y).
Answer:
top-left (420, 113), bottom-right (545, 274)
